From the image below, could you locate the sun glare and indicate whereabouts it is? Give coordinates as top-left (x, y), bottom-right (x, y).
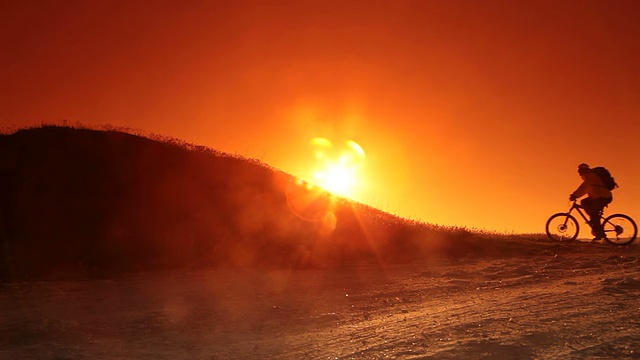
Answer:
top-left (307, 137), bottom-right (365, 198)
top-left (315, 164), bottom-right (354, 195)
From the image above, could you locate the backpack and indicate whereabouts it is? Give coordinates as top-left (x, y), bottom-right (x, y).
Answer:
top-left (592, 166), bottom-right (618, 191)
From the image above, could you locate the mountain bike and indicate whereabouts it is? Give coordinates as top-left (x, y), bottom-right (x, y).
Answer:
top-left (545, 200), bottom-right (637, 245)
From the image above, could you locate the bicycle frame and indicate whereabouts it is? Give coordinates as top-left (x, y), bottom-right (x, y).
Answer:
top-left (566, 200), bottom-right (601, 227)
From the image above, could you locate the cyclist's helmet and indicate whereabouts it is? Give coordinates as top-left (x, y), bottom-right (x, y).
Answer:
top-left (578, 163), bottom-right (590, 174)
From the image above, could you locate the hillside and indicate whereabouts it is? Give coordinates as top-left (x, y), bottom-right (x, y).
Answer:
top-left (1, 126), bottom-right (549, 280)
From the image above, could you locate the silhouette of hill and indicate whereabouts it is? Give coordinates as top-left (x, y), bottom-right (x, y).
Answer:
top-left (0, 125), bottom-right (544, 280)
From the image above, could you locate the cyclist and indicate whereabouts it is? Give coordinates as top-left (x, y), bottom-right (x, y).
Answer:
top-left (569, 163), bottom-right (613, 240)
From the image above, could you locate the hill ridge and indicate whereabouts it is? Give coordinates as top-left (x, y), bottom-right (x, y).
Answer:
top-left (1, 125), bottom-right (551, 280)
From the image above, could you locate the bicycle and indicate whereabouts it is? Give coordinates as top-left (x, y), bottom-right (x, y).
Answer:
top-left (545, 200), bottom-right (637, 245)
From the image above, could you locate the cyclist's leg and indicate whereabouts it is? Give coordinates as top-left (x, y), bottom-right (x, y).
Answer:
top-left (596, 197), bottom-right (613, 238)
top-left (589, 198), bottom-right (613, 239)
top-left (582, 198), bottom-right (605, 238)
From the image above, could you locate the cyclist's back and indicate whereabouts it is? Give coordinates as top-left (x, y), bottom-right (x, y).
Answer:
top-left (571, 167), bottom-right (612, 200)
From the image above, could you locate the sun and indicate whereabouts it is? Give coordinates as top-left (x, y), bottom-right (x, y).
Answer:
top-left (315, 163), bottom-right (355, 196)
top-left (307, 138), bottom-right (365, 198)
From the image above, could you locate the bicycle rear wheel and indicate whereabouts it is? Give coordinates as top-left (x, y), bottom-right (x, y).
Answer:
top-left (546, 213), bottom-right (579, 241)
top-left (603, 214), bottom-right (637, 245)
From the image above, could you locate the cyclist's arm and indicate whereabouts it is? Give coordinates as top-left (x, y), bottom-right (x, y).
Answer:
top-left (571, 181), bottom-right (588, 199)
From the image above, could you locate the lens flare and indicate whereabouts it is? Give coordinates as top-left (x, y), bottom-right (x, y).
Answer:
top-left (347, 140), bottom-right (365, 159)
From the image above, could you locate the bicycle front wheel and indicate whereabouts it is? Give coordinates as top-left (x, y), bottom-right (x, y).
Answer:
top-left (603, 214), bottom-right (638, 245)
top-left (546, 213), bottom-right (579, 241)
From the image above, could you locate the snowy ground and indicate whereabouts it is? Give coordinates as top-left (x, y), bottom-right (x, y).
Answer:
top-left (2, 238), bottom-right (639, 359)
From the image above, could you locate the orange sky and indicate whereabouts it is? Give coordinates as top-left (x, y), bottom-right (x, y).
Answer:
top-left (2, 0), bottom-right (639, 234)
